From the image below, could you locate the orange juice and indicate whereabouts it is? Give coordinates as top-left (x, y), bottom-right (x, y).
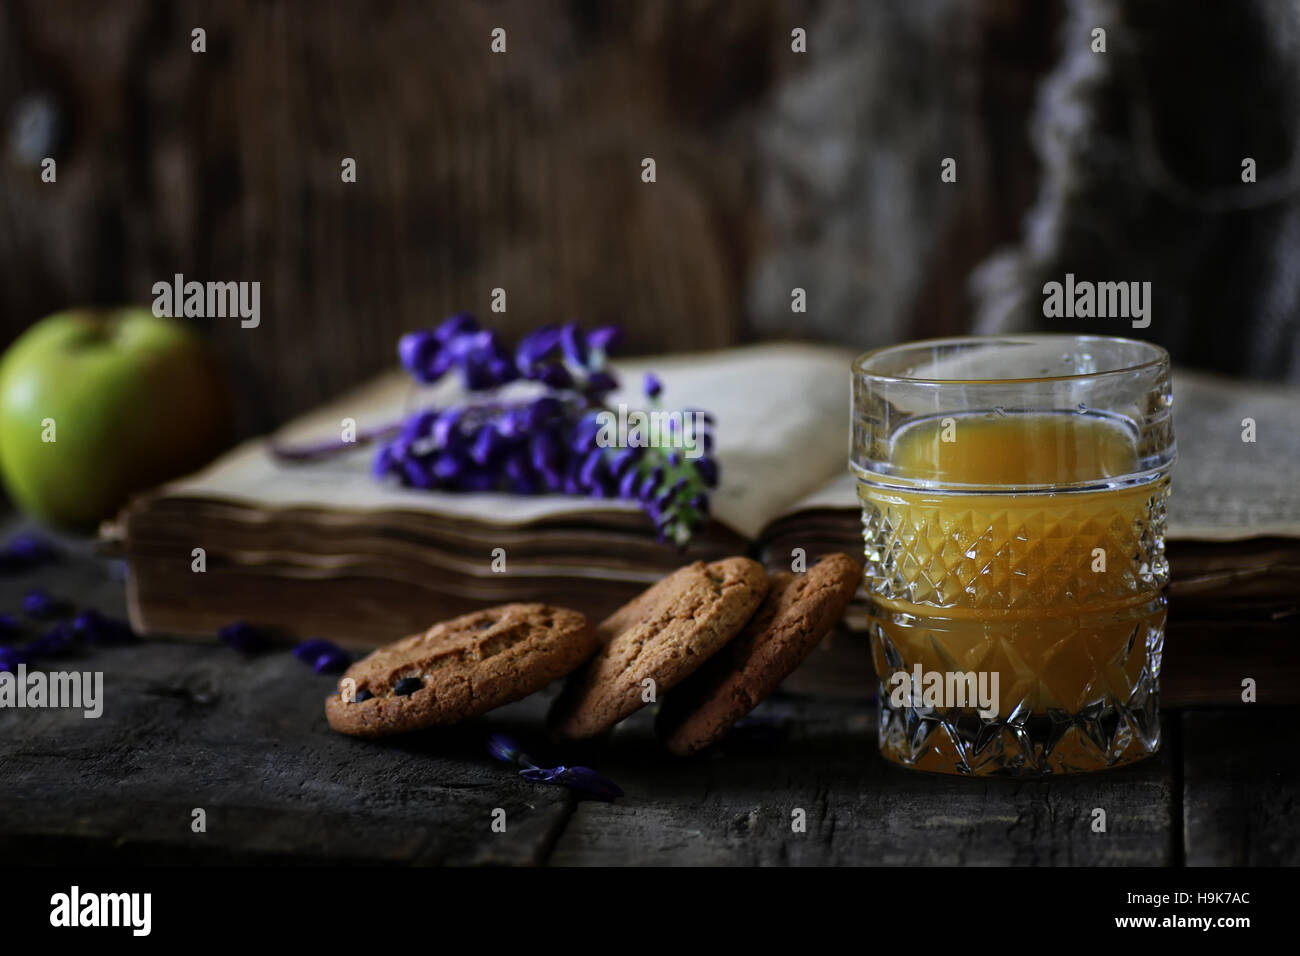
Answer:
top-left (860, 413), bottom-right (1169, 774)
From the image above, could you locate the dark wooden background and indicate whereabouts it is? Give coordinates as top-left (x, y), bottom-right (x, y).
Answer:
top-left (0, 0), bottom-right (1055, 436)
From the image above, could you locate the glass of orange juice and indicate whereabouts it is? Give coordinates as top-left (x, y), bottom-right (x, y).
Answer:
top-left (851, 335), bottom-right (1175, 775)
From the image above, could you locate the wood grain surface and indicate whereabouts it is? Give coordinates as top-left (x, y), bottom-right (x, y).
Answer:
top-left (0, 519), bottom-right (1294, 866)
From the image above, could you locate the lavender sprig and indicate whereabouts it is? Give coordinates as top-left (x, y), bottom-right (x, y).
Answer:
top-left (519, 765), bottom-right (626, 802)
top-left (71, 610), bottom-right (135, 645)
top-left (0, 533), bottom-right (58, 572)
top-left (589, 375), bottom-right (718, 547)
top-left (21, 588), bottom-right (68, 619)
top-left (293, 638), bottom-right (351, 673)
top-left (398, 315), bottom-right (621, 401)
top-left (374, 316), bottom-right (718, 547)
top-left (487, 733), bottom-right (623, 802)
top-left (274, 315), bottom-right (717, 546)
top-left (0, 646), bottom-right (25, 673)
top-left (0, 607), bottom-right (137, 670)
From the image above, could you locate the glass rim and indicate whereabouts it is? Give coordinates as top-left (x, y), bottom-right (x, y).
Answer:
top-left (853, 333), bottom-right (1169, 386)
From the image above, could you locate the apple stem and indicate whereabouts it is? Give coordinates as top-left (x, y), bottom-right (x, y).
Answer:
top-left (268, 421), bottom-right (403, 462)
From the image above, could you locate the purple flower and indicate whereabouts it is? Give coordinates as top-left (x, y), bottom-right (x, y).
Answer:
top-left (474, 358), bottom-right (516, 390)
top-left (293, 638), bottom-right (338, 662)
top-left (609, 446), bottom-right (641, 478)
top-left (487, 734), bottom-right (534, 768)
top-left (21, 589), bottom-right (66, 619)
top-left (535, 363), bottom-right (573, 390)
top-left (488, 735), bottom-right (623, 801)
top-left (653, 489), bottom-right (676, 513)
top-left (398, 331), bottom-right (441, 384)
top-left (529, 430), bottom-right (561, 474)
top-left (470, 424), bottom-right (504, 466)
top-left (559, 322), bottom-right (588, 367)
top-left (72, 610), bottom-right (134, 645)
top-left (313, 649), bottom-right (351, 674)
top-left (432, 407), bottom-right (464, 447)
top-left (399, 410), bottom-right (439, 447)
top-left (456, 470), bottom-right (498, 492)
top-left (618, 465), bottom-right (642, 499)
top-left (505, 467), bottom-right (539, 495)
top-left (433, 312), bottom-right (479, 343)
top-left (9, 533), bottom-right (55, 561)
top-left (636, 467), bottom-right (663, 502)
top-left (571, 413), bottom-right (604, 452)
top-left (371, 443), bottom-right (400, 480)
top-left (379, 320), bottom-right (714, 547)
top-left (556, 766), bottom-right (625, 801)
top-left (0, 533), bottom-right (57, 569)
top-left (585, 371), bottom-right (619, 395)
top-left (406, 322), bottom-right (510, 392)
top-left (586, 326), bottom-right (621, 353)
top-left (426, 345), bottom-right (459, 381)
top-left (516, 325), bottom-right (562, 371)
top-left (401, 456), bottom-right (436, 489)
top-left (519, 766), bottom-right (624, 802)
top-left (695, 457), bottom-right (719, 488)
top-left (0, 646), bottom-right (26, 672)
top-left (431, 449), bottom-right (465, 482)
top-left (578, 448), bottom-right (608, 490)
top-left (25, 623), bottom-right (75, 658)
top-left (521, 396), bottom-right (563, 429)
top-left (294, 638), bottom-right (350, 674)
top-left (218, 621), bottom-right (269, 653)
top-left (456, 330), bottom-right (517, 391)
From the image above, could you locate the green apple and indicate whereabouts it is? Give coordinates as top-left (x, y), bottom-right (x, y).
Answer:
top-left (0, 308), bottom-right (231, 527)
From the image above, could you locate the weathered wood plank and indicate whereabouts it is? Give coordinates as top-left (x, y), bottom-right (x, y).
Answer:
top-left (1182, 709), bottom-right (1300, 866)
top-left (0, 524), bottom-right (573, 864)
top-left (0, 520), bottom-right (1184, 866)
top-left (0, 638), bottom-right (576, 865)
top-left (548, 696), bottom-right (1176, 866)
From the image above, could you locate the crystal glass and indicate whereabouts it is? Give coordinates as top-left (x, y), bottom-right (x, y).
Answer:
top-left (851, 335), bottom-right (1175, 775)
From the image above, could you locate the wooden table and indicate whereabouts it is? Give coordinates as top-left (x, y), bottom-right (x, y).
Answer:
top-left (0, 524), bottom-right (1295, 866)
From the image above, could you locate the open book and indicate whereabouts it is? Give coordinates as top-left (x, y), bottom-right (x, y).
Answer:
top-left (115, 343), bottom-right (1300, 651)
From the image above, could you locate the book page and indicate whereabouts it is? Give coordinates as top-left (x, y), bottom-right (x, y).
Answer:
top-left (156, 342), bottom-right (858, 540)
top-left (1163, 372), bottom-right (1300, 539)
top-left (771, 370), bottom-right (1300, 542)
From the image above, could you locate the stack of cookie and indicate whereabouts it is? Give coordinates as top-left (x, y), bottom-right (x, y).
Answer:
top-left (325, 554), bottom-right (861, 755)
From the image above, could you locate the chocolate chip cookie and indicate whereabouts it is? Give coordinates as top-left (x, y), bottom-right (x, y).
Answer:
top-left (657, 553), bottom-right (862, 755)
top-left (549, 557), bottom-right (769, 740)
top-left (325, 603), bottom-right (594, 737)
